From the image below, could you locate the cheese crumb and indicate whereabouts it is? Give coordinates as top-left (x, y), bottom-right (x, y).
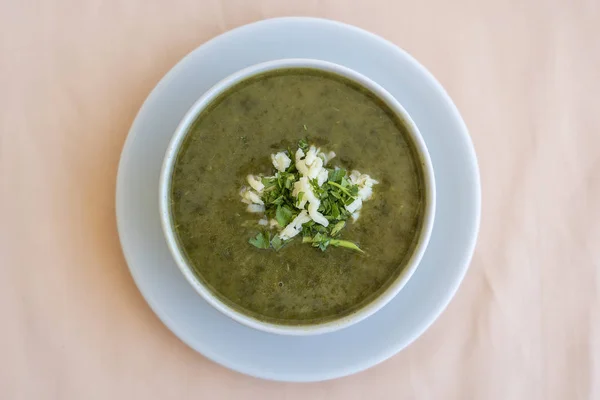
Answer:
top-left (305, 146), bottom-right (318, 166)
top-left (358, 186), bottom-right (373, 201)
top-left (247, 174), bottom-right (264, 192)
top-left (292, 176), bottom-right (318, 209)
top-left (279, 210), bottom-right (312, 240)
top-left (247, 204), bottom-right (265, 213)
top-left (306, 156), bottom-right (323, 179)
top-left (319, 151), bottom-right (336, 165)
top-left (271, 152), bottom-right (292, 172)
top-left (349, 171), bottom-right (378, 201)
top-left (308, 202), bottom-right (329, 227)
top-left (346, 197), bottom-right (363, 213)
top-left (240, 188), bottom-right (263, 205)
top-left (317, 169), bottom-right (328, 186)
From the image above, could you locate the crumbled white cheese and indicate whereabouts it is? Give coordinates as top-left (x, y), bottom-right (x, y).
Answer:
top-left (258, 218), bottom-right (268, 226)
top-left (295, 147), bottom-right (305, 163)
top-left (240, 187), bottom-right (263, 205)
top-left (247, 204), bottom-right (265, 213)
top-left (271, 152), bottom-right (292, 172)
top-left (358, 185), bottom-right (373, 201)
top-left (305, 146), bottom-right (318, 166)
top-left (317, 169), bottom-right (329, 186)
top-left (306, 156), bottom-right (323, 179)
top-left (348, 170), bottom-right (378, 202)
top-left (290, 175), bottom-right (328, 227)
top-left (296, 147), bottom-right (324, 178)
top-left (366, 177), bottom-right (379, 187)
top-left (298, 146), bottom-right (325, 180)
top-left (295, 148), bottom-right (309, 176)
top-left (247, 174), bottom-right (264, 192)
top-left (349, 170), bottom-right (379, 187)
top-left (351, 211), bottom-right (360, 222)
top-left (308, 202), bottom-right (329, 227)
top-left (318, 151), bottom-right (336, 165)
top-left (349, 170), bottom-right (362, 185)
top-left (292, 176), bottom-right (318, 209)
top-left (346, 197), bottom-right (363, 213)
top-left (296, 160), bottom-right (309, 176)
top-left (279, 210), bottom-right (312, 240)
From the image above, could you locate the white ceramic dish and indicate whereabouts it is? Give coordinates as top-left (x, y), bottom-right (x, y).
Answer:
top-left (116, 17), bottom-right (480, 381)
top-left (159, 58), bottom-right (436, 336)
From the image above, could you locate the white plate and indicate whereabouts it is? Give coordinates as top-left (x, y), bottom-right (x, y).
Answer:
top-left (116, 17), bottom-right (480, 382)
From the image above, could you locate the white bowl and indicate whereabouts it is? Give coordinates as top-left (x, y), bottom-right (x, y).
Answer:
top-left (159, 58), bottom-right (436, 336)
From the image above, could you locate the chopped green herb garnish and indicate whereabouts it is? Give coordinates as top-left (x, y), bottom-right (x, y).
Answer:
top-left (275, 205), bottom-right (295, 227)
top-left (298, 138), bottom-right (309, 151)
top-left (329, 239), bottom-right (364, 253)
top-left (296, 191), bottom-right (304, 207)
top-left (327, 181), bottom-right (356, 198)
top-left (249, 232), bottom-right (270, 249)
top-left (270, 235), bottom-right (285, 251)
top-left (330, 220), bottom-right (345, 236)
top-left (328, 168), bottom-right (346, 183)
top-left (303, 234), bottom-right (363, 253)
top-left (242, 139), bottom-right (377, 254)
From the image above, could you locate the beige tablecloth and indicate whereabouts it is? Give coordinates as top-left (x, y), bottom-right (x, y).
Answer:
top-left (1, 1), bottom-right (599, 399)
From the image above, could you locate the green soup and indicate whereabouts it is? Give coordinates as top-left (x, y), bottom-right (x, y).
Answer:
top-left (169, 68), bottom-right (426, 325)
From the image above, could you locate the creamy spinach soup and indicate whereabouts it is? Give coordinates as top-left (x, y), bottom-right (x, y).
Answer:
top-left (169, 69), bottom-right (426, 325)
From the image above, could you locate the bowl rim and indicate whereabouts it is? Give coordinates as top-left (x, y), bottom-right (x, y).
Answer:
top-left (158, 58), bottom-right (436, 336)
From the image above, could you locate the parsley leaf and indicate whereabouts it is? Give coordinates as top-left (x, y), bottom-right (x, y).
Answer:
top-left (330, 239), bottom-right (364, 253)
top-left (328, 168), bottom-right (346, 183)
top-left (298, 138), bottom-right (309, 151)
top-left (327, 181), bottom-right (356, 198)
top-left (296, 191), bottom-right (304, 207)
top-left (302, 234), bottom-right (363, 253)
top-left (275, 205), bottom-right (295, 227)
top-left (330, 220), bottom-right (345, 236)
top-left (270, 235), bottom-right (285, 251)
top-left (249, 232), bottom-right (270, 249)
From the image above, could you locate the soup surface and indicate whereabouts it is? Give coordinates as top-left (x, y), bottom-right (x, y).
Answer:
top-left (170, 68), bottom-right (426, 325)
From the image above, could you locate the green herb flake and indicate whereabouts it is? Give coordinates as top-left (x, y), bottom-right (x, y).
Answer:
top-left (284, 174), bottom-right (295, 189)
top-left (271, 195), bottom-right (284, 205)
top-left (298, 138), bottom-right (309, 151)
top-left (328, 168), bottom-right (346, 183)
top-left (330, 220), bottom-right (346, 236)
top-left (296, 191), bottom-right (304, 207)
top-left (328, 181), bottom-right (355, 198)
top-left (270, 235), bottom-right (285, 251)
top-left (330, 239), bottom-right (364, 253)
top-left (302, 234), bottom-right (362, 253)
top-left (308, 233), bottom-right (330, 251)
top-left (332, 202), bottom-right (342, 218)
top-left (275, 205), bottom-right (295, 227)
top-left (249, 232), bottom-right (270, 249)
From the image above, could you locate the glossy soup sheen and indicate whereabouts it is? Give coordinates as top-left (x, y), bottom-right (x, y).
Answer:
top-left (170, 68), bottom-right (426, 325)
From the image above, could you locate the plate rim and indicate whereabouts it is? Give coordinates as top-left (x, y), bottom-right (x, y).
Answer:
top-left (116, 16), bottom-right (481, 382)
